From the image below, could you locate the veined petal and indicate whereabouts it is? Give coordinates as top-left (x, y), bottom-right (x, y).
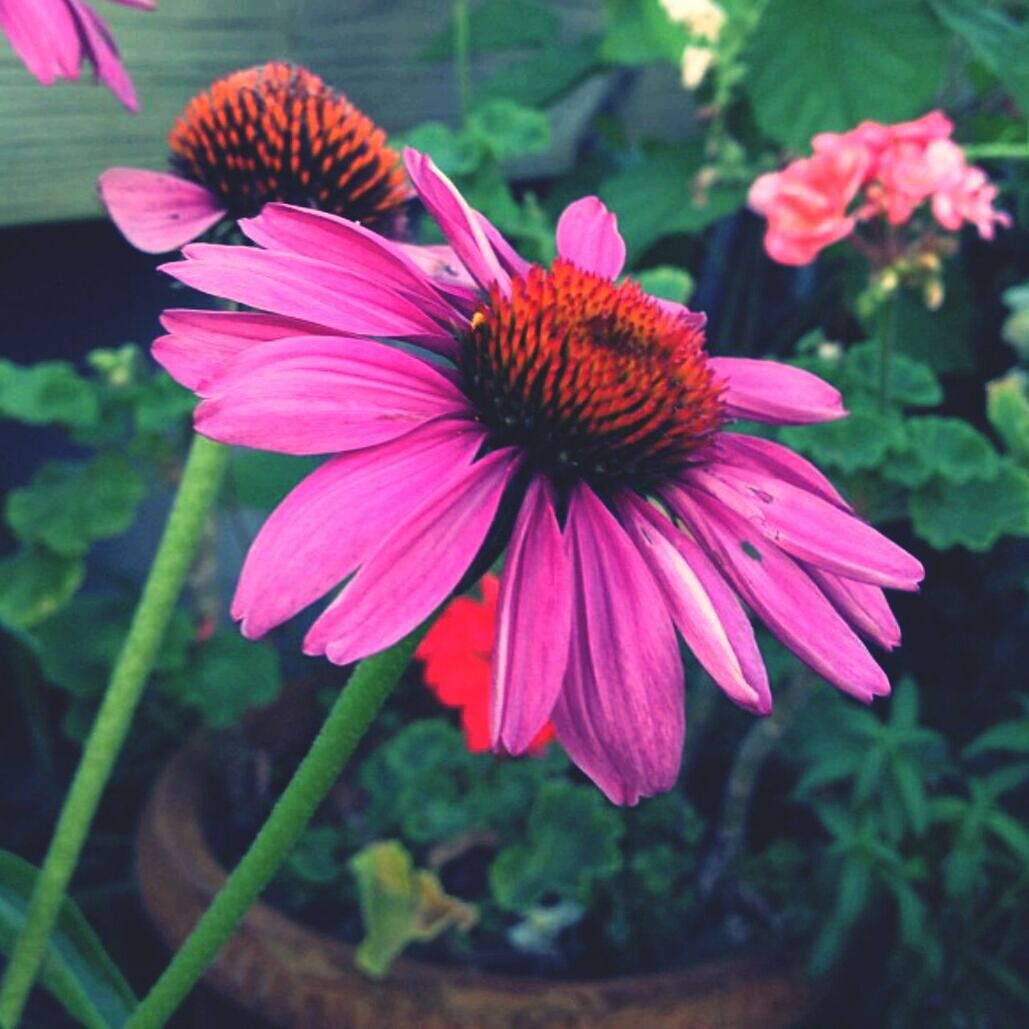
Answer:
top-left (232, 419), bottom-right (489, 639)
top-left (404, 147), bottom-right (510, 294)
top-left (555, 197), bottom-right (626, 280)
top-left (669, 485), bottom-right (890, 701)
top-left (620, 494), bottom-right (770, 715)
top-left (551, 484), bottom-right (684, 805)
top-left (195, 334), bottom-right (473, 454)
top-left (155, 309), bottom-right (341, 393)
top-left (491, 476), bottom-right (572, 754)
top-left (807, 567), bottom-right (902, 651)
top-left (161, 244), bottom-right (450, 343)
top-left (304, 447), bottom-right (521, 665)
top-left (687, 463), bottom-right (924, 590)
top-left (99, 169), bottom-right (226, 253)
top-left (710, 357), bottom-right (845, 424)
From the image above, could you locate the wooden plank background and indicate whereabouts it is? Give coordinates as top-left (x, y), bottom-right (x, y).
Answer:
top-left (0, 0), bottom-right (691, 227)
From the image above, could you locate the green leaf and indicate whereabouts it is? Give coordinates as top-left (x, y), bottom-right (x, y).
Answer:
top-left (634, 265), bottom-right (695, 303)
top-left (743, 0), bottom-right (948, 150)
top-left (985, 810), bottom-right (1029, 867)
top-left (6, 456), bottom-right (146, 557)
top-left (467, 100), bottom-right (551, 161)
top-left (166, 631), bottom-right (282, 728)
top-left (132, 375), bottom-right (194, 437)
top-left (987, 371), bottom-right (1029, 464)
top-left (229, 450), bottom-right (321, 511)
top-left (285, 826), bottom-right (350, 886)
top-left (350, 841), bottom-right (477, 979)
top-left (490, 781), bottom-right (624, 911)
top-left (600, 0), bottom-right (687, 66)
top-left (1002, 283), bottom-right (1029, 361)
top-left (927, 0), bottom-right (1029, 112)
top-left (842, 343), bottom-right (943, 409)
top-left (0, 548), bottom-right (85, 631)
top-left (780, 409), bottom-right (906, 473)
top-left (420, 0), bottom-right (560, 60)
top-left (910, 460), bottom-right (1029, 551)
top-left (598, 145), bottom-right (745, 259)
top-left (902, 417), bottom-right (1000, 486)
top-left (0, 849), bottom-right (136, 1029)
top-left (480, 37), bottom-right (601, 108)
top-left (0, 359), bottom-right (99, 428)
top-left (964, 716), bottom-right (1029, 758)
top-left (891, 271), bottom-right (974, 374)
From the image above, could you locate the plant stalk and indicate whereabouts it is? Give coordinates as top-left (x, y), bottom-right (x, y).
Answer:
top-left (877, 296), bottom-right (896, 414)
top-left (125, 627), bottom-right (428, 1029)
top-left (454, 0), bottom-right (472, 123)
top-left (0, 435), bottom-right (229, 1029)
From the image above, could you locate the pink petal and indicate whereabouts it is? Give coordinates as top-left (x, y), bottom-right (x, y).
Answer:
top-left (619, 494), bottom-right (770, 715)
top-left (475, 212), bottom-right (532, 279)
top-left (555, 197), bottom-right (626, 280)
top-left (394, 242), bottom-right (480, 315)
top-left (67, 0), bottom-right (138, 111)
top-left (106, 0), bottom-right (156, 9)
top-left (195, 335), bottom-right (473, 455)
top-left (710, 357), bottom-right (846, 424)
top-left (669, 485), bottom-right (890, 701)
top-left (687, 462), bottom-right (924, 590)
top-left (98, 169), bottom-right (225, 253)
top-left (155, 309), bottom-right (341, 393)
top-left (491, 476), bottom-right (572, 754)
top-left (161, 244), bottom-right (449, 344)
top-left (711, 433), bottom-right (851, 511)
top-left (807, 568), bottom-right (902, 651)
top-left (304, 447), bottom-right (521, 665)
top-left (403, 147), bottom-right (510, 294)
top-left (551, 484), bottom-right (684, 805)
top-left (232, 419), bottom-right (489, 639)
top-left (0, 0), bottom-right (80, 83)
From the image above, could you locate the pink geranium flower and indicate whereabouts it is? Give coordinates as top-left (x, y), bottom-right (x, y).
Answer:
top-left (155, 150), bottom-right (923, 804)
top-left (0, 0), bottom-right (152, 111)
top-left (98, 62), bottom-right (411, 253)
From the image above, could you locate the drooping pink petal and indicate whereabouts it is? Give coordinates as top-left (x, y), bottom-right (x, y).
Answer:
top-left (669, 485), bottom-right (890, 701)
top-left (0, 0), bottom-right (80, 84)
top-left (710, 357), bottom-right (845, 424)
top-left (711, 433), bottom-right (852, 511)
top-left (685, 462), bottom-right (924, 590)
top-left (555, 197), bottom-right (627, 280)
top-left (98, 169), bottom-right (226, 253)
top-left (474, 212), bottom-right (532, 279)
top-left (619, 494), bottom-right (770, 715)
top-left (491, 476), bottom-right (572, 754)
top-left (155, 309), bottom-right (342, 393)
top-left (304, 447), bottom-right (521, 665)
top-left (66, 0), bottom-right (138, 111)
top-left (161, 244), bottom-right (451, 344)
top-left (194, 335), bottom-right (474, 454)
top-left (232, 419), bottom-right (489, 639)
top-left (403, 147), bottom-right (510, 294)
top-left (550, 484), bottom-right (685, 805)
top-left (807, 568), bottom-right (902, 651)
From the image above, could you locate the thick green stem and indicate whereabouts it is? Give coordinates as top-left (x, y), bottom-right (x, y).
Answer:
top-left (0, 435), bottom-right (229, 1028)
top-left (126, 627), bottom-right (428, 1029)
top-left (877, 297), bottom-right (896, 414)
top-left (454, 0), bottom-right (471, 123)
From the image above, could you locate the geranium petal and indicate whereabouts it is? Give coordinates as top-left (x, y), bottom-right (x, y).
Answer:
top-left (304, 447), bottom-right (521, 665)
top-left (551, 484), bottom-right (684, 805)
top-left (555, 197), bottom-right (626, 279)
top-left (710, 357), bottom-right (846, 424)
top-left (195, 335), bottom-right (473, 454)
top-left (491, 476), bottom-right (572, 754)
top-left (232, 419), bottom-right (488, 639)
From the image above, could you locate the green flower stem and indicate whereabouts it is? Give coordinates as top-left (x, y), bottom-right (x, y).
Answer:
top-left (961, 143), bottom-right (1029, 161)
top-left (126, 627), bottom-right (428, 1029)
top-left (877, 296), bottom-right (896, 414)
top-left (454, 0), bottom-right (471, 122)
top-left (0, 435), bottom-right (230, 1029)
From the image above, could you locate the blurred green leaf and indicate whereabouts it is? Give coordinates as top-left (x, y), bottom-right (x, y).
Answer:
top-left (350, 841), bottom-right (477, 979)
top-left (909, 460), bottom-right (1029, 550)
top-left (0, 849), bottom-right (136, 1029)
top-left (6, 456), bottom-right (145, 557)
top-left (964, 715), bottom-right (1029, 758)
top-left (600, 0), bottom-right (687, 66)
top-left (286, 826), bottom-right (350, 886)
top-left (781, 409), bottom-right (906, 473)
top-left (987, 371), bottom-right (1029, 464)
top-left (0, 359), bottom-right (99, 429)
top-left (841, 343), bottom-right (943, 408)
top-left (490, 781), bottom-right (623, 911)
top-left (394, 122), bottom-right (483, 178)
top-left (744, 0), bottom-right (948, 150)
top-left (229, 450), bottom-right (321, 511)
top-left (897, 417), bottom-right (1000, 486)
top-left (480, 37), bottom-right (601, 107)
top-left (891, 270), bottom-right (974, 373)
top-left (0, 548), bottom-right (85, 630)
top-left (1002, 283), bottom-right (1029, 361)
top-left (635, 265), bottom-right (695, 303)
top-left (421, 0), bottom-right (560, 60)
top-left (467, 100), bottom-right (551, 161)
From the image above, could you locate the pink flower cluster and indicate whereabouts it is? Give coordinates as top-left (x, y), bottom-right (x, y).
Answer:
top-left (749, 112), bottom-right (1010, 266)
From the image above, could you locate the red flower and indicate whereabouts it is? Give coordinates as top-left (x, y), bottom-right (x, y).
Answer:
top-left (417, 575), bottom-right (556, 754)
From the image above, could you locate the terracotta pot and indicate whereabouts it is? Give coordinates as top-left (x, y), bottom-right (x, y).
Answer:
top-left (137, 737), bottom-right (818, 1029)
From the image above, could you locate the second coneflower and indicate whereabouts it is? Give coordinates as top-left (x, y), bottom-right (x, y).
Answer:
top-left (98, 61), bottom-right (411, 252)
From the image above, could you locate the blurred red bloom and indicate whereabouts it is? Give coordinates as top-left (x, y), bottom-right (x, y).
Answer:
top-left (417, 575), bottom-right (556, 754)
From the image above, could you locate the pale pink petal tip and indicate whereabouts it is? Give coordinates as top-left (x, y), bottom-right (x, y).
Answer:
top-left (98, 168), bottom-right (225, 252)
top-left (555, 196), bottom-right (627, 280)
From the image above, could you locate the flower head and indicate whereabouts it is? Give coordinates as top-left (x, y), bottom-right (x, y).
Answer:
top-left (99, 61), bottom-right (410, 253)
top-left (156, 150), bottom-right (923, 804)
top-left (0, 0), bottom-right (152, 111)
top-left (416, 575), bottom-right (555, 754)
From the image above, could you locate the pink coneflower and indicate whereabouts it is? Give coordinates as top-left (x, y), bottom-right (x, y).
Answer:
top-left (0, 0), bottom-right (151, 111)
top-left (156, 149), bottom-right (923, 804)
top-left (98, 62), bottom-right (411, 253)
